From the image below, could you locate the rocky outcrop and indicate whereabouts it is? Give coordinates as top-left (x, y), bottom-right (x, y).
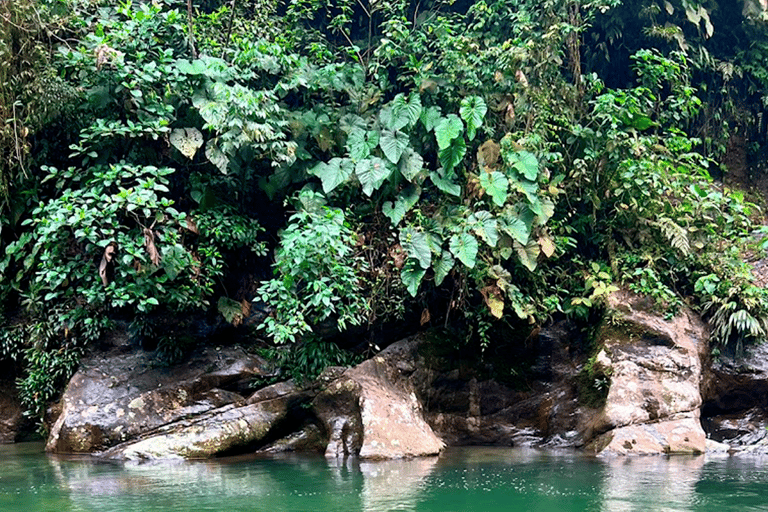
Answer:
top-left (313, 341), bottom-right (444, 459)
top-left (100, 381), bottom-right (311, 460)
top-left (47, 344), bottom-right (272, 455)
top-left (582, 291), bottom-right (709, 455)
top-left (47, 335), bottom-right (443, 461)
top-left (701, 339), bottom-right (768, 454)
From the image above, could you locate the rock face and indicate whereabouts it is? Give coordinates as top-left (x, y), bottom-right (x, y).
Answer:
top-left (701, 338), bottom-right (768, 454)
top-left (0, 379), bottom-right (24, 443)
top-left (47, 344), bottom-right (273, 455)
top-left (101, 381), bottom-right (311, 460)
top-left (46, 289), bottom-right (768, 460)
top-left (313, 341), bottom-right (444, 459)
top-left (47, 335), bottom-right (443, 461)
top-left (582, 291), bottom-right (709, 455)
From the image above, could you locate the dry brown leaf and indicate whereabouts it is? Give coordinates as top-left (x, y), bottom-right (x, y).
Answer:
top-left (185, 217), bottom-right (199, 234)
top-left (420, 308), bottom-right (431, 326)
top-left (143, 228), bottom-right (161, 266)
top-left (389, 243), bottom-right (406, 269)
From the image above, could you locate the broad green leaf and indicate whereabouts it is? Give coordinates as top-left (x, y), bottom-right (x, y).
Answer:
top-left (401, 258), bottom-right (427, 297)
top-left (479, 171), bottom-right (509, 207)
top-left (449, 232), bottom-right (478, 269)
top-left (379, 103), bottom-right (408, 131)
top-left (420, 106), bottom-right (442, 132)
top-left (339, 114), bottom-right (366, 134)
top-left (391, 92), bottom-right (422, 129)
top-left (459, 96), bottom-right (487, 141)
top-left (510, 176), bottom-right (540, 206)
top-left (468, 210), bottom-right (499, 247)
top-left (399, 225), bottom-right (431, 269)
top-left (515, 240), bottom-right (540, 272)
top-left (379, 129), bottom-right (409, 164)
top-left (434, 114), bottom-right (464, 150)
top-left (310, 157), bottom-right (354, 193)
top-left (433, 250), bottom-right (455, 286)
top-left (205, 140), bottom-right (229, 174)
top-left (382, 185), bottom-right (420, 226)
top-left (175, 58), bottom-right (207, 75)
top-left (513, 151), bottom-right (539, 181)
top-left (346, 128), bottom-right (378, 161)
top-left (439, 136), bottom-right (467, 173)
top-left (356, 157), bottom-right (392, 196)
top-left (501, 215), bottom-right (531, 245)
top-left (399, 147), bottom-right (424, 182)
top-left (537, 197), bottom-right (555, 224)
top-left (430, 169), bottom-right (462, 197)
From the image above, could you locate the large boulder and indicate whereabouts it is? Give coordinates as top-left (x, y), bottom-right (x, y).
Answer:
top-left (100, 381), bottom-right (312, 460)
top-left (700, 336), bottom-right (768, 454)
top-left (313, 340), bottom-right (444, 459)
top-left (47, 344), bottom-right (270, 454)
top-left (582, 291), bottom-right (709, 455)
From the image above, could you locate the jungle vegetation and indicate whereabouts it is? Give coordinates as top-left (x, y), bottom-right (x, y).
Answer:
top-left (2, 0), bottom-right (768, 426)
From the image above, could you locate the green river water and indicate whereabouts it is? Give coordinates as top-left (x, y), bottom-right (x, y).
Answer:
top-left (2, 443), bottom-right (768, 511)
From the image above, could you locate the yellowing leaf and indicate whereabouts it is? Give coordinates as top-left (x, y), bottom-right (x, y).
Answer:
top-left (170, 128), bottom-right (203, 159)
top-left (481, 285), bottom-right (504, 319)
top-left (539, 236), bottom-right (556, 258)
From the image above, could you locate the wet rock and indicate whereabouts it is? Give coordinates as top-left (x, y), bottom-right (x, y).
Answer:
top-left (258, 423), bottom-right (325, 454)
top-left (313, 340), bottom-right (444, 459)
top-left (47, 344), bottom-right (270, 454)
top-left (588, 415), bottom-right (705, 455)
top-left (100, 381), bottom-right (308, 460)
top-left (582, 291), bottom-right (709, 455)
top-left (0, 379), bottom-right (24, 443)
top-left (701, 340), bottom-right (768, 454)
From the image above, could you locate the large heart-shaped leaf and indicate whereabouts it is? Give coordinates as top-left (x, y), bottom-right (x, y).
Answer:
top-left (346, 128), bottom-right (379, 162)
top-left (479, 171), bottom-right (509, 207)
top-left (459, 96), bottom-right (487, 141)
top-left (310, 157), bottom-right (355, 193)
top-left (434, 114), bottom-right (464, 150)
top-left (401, 258), bottom-right (427, 297)
top-left (380, 129), bottom-right (409, 164)
top-left (420, 105), bottom-right (442, 132)
top-left (433, 250), bottom-right (455, 286)
top-left (205, 140), bottom-right (229, 174)
top-left (170, 127), bottom-right (203, 159)
top-left (399, 147), bottom-right (424, 182)
top-left (382, 185), bottom-right (420, 226)
top-left (449, 232), bottom-right (478, 269)
top-left (391, 92), bottom-right (422, 129)
top-left (399, 225), bottom-right (431, 269)
top-left (468, 210), bottom-right (499, 247)
top-left (430, 169), bottom-right (462, 197)
top-left (356, 157), bottom-right (393, 196)
top-left (439, 136), bottom-right (466, 173)
top-left (513, 151), bottom-right (539, 181)
top-left (515, 240), bottom-right (540, 272)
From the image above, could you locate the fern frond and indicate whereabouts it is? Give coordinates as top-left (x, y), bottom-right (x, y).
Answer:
top-left (652, 217), bottom-right (690, 256)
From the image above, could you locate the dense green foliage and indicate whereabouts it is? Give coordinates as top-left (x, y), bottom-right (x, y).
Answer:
top-left (2, 0), bottom-right (768, 425)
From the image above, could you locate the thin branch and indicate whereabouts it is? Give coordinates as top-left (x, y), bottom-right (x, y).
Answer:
top-left (221, 0), bottom-right (238, 60)
top-left (186, 0), bottom-right (198, 58)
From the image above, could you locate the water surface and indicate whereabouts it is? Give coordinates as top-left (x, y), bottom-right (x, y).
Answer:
top-left (2, 443), bottom-right (768, 511)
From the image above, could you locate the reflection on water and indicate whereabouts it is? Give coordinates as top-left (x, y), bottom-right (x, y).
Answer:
top-left (2, 443), bottom-right (768, 511)
top-left (599, 455), bottom-right (704, 512)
